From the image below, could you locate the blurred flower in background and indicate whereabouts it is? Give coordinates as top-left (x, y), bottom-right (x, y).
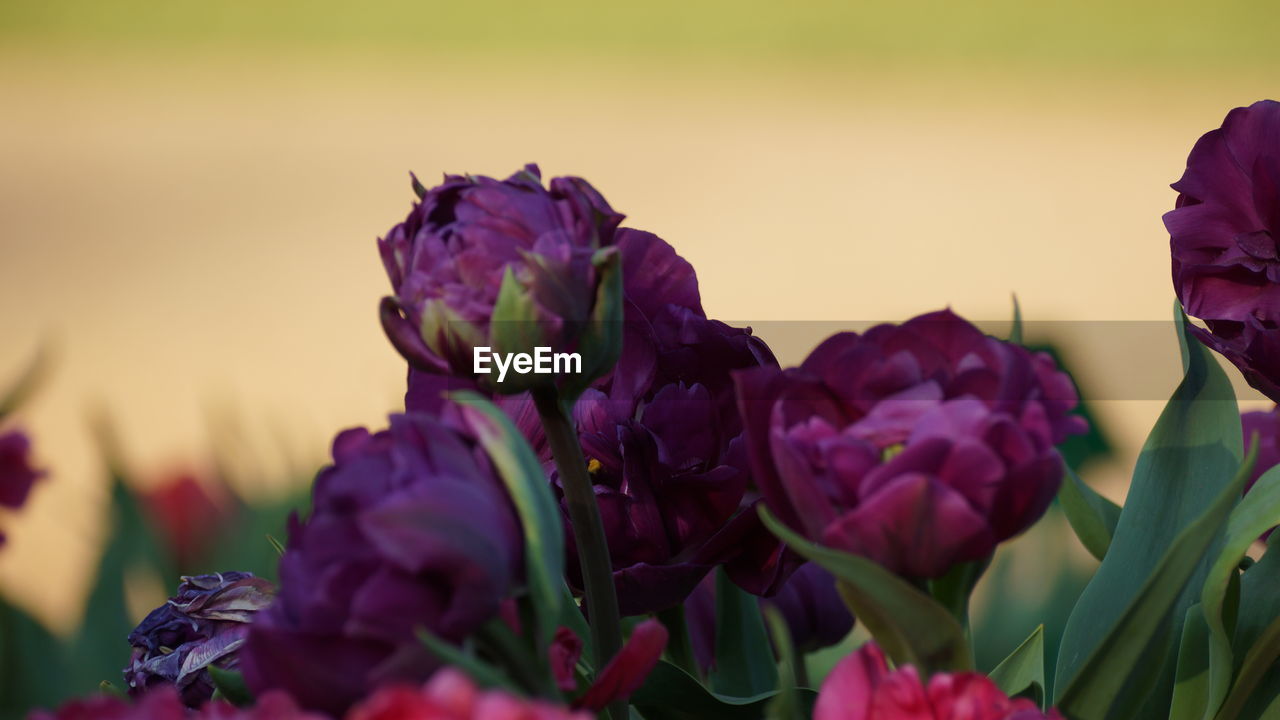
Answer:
top-left (138, 471), bottom-right (235, 573)
top-left (0, 428), bottom-right (42, 522)
top-left (347, 668), bottom-right (591, 720)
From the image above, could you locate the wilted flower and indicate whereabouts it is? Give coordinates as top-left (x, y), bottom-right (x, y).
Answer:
top-left (1166, 100), bottom-right (1280, 400)
top-left (0, 428), bottom-right (42, 511)
top-left (407, 228), bottom-right (779, 614)
top-left (735, 311), bottom-right (1083, 580)
top-left (814, 642), bottom-right (1061, 720)
top-left (140, 472), bottom-right (234, 572)
top-left (124, 572), bottom-right (275, 707)
top-left (239, 413), bottom-right (523, 716)
top-left (348, 668), bottom-right (591, 720)
top-left (379, 164), bottom-right (624, 394)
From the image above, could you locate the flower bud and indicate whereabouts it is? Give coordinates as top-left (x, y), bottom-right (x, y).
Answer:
top-left (379, 165), bottom-right (625, 395)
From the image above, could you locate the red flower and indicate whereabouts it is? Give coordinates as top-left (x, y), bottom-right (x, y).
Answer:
top-left (549, 627), bottom-right (584, 692)
top-left (345, 669), bottom-right (589, 720)
top-left (573, 619), bottom-right (667, 712)
top-left (814, 643), bottom-right (1061, 720)
top-left (139, 472), bottom-right (232, 570)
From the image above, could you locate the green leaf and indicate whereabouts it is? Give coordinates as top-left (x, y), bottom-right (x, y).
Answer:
top-left (711, 568), bottom-right (778, 697)
top-left (762, 605), bottom-right (803, 720)
top-left (1213, 613), bottom-right (1280, 720)
top-left (417, 628), bottom-right (518, 692)
top-left (1200, 463), bottom-right (1280, 718)
top-left (1171, 604), bottom-right (1212, 720)
top-left (1054, 310), bottom-right (1242, 720)
top-left (759, 506), bottom-right (971, 674)
top-left (453, 392), bottom-right (564, 656)
top-left (989, 625), bottom-right (1046, 708)
top-left (207, 666), bottom-right (254, 708)
top-left (1058, 466), bottom-right (1122, 561)
top-left (631, 661), bottom-right (816, 720)
top-left (1226, 534), bottom-right (1280, 720)
top-left (71, 423), bottom-right (175, 696)
top-left (0, 594), bottom-right (70, 717)
top-left (1009, 294), bottom-right (1024, 345)
top-left (0, 344), bottom-right (49, 419)
top-left (1055, 447), bottom-right (1254, 720)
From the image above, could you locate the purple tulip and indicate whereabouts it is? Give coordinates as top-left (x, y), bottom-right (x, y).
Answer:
top-left (0, 428), bottom-right (42, 511)
top-left (735, 311), bottom-right (1083, 580)
top-left (379, 164), bottom-right (625, 393)
top-left (124, 572), bottom-right (275, 707)
top-left (407, 229), bottom-right (780, 615)
top-left (760, 563), bottom-right (854, 653)
top-left (239, 413), bottom-right (522, 716)
top-left (1165, 100), bottom-right (1280, 401)
top-left (685, 563), bottom-right (854, 673)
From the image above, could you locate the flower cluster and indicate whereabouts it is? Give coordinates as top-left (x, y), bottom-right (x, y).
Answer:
top-left (407, 227), bottom-right (780, 614)
top-left (735, 310), bottom-right (1084, 579)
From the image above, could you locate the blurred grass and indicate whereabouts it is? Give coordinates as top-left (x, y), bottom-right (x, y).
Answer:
top-left (1, 0), bottom-right (1279, 69)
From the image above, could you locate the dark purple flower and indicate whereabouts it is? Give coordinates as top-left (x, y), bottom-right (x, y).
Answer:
top-left (735, 311), bottom-right (1083, 580)
top-left (760, 563), bottom-right (854, 654)
top-left (379, 164), bottom-right (624, 393)
top-left (686, 563), bottom-right (854, 674)
top-left (124, 572), bottom-right (275, 707)
top-left (408, 229), bottom-right (779, 615)
top-left (1165, 100), bottom-right (1280, 401)
top-left (0, 428), bottom-right (42, 511)
top-left (239, 413), bottom-right (522, 716)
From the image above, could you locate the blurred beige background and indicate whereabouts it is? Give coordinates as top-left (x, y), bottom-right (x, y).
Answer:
top-left (0, 0), bottom-right (1276, 631)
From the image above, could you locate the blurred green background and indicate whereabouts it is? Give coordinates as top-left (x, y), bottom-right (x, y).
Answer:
top-left (0, 0), bottom-right (1277, 713)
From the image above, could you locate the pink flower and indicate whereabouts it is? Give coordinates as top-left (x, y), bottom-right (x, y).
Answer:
top-left (345, 669), bottom-right (590, 720)
top-left (29, 688), bottom-right (321, 720)
top-left (814, 644), bottom-right (1061, 720)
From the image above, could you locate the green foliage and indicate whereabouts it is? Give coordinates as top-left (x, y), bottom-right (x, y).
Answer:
top-left (989, 625), bottom-right (1046, 708)
top-left (1055, 311), bottom-right (1243, 720)
top-left (632, 661), bottom-right (815, 720)
top-left (759, 506), bottom-right (971, 675)
top-left (1058, 466), bottom-right (1122, 562)
top-left (710, 568), bottom-right (778, 698)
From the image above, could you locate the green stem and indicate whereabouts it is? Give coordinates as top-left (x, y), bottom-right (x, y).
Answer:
top-left (927, 559), bottom-right (989, 667)
top-left (532, 386), bottom-right (625, 719)
top-left (657, 605), bottom-right (699, 679)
